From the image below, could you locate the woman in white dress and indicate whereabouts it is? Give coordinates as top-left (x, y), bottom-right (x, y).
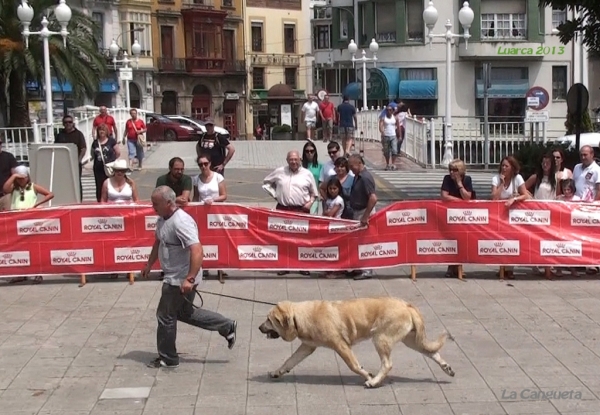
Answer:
top-left (100, 159), bottom-right (139, 204)
top-left (491, 155), bottom-right (531, 279)
top-left (193, 153), bottom-right (227, 279)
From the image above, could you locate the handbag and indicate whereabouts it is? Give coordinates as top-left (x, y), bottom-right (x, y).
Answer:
top-left (98, 140), bottom-right (114, 177)
top-left (130, 119), bottom-right (146, 146)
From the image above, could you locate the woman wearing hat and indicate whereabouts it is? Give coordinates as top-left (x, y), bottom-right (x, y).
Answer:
top-left (100, 160), bottom-right (139, 204)
top-left (2, 165), bottom-right (54, 283)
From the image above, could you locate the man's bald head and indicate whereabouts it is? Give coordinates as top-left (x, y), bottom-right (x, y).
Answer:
top-left (286, 150), bottom-right (301, 171)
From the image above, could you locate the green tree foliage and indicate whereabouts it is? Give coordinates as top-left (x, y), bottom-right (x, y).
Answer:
top-left (565, 110), bottom-right (594, 135)
top-left (0, 0), bottom-right (107, 126)
top-left (539, 0), bottom-right (600, 54)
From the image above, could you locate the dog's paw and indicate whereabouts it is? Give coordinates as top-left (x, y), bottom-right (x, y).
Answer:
top-left (441, 364), bottom-right (455, 377)
top-left (268, 371), bottom-right (281, 379)
top-left (364, 379), bottom-right (379, 388)
top-left (368, 372), bottom-right (374, 378)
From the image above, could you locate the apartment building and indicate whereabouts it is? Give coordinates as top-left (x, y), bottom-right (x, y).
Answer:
top-left (244, 0), bottom-right (313, 139)
top-left (311, 0), bottom-right (590, 132)
top-left (152, 0), bottom-right (246, 138)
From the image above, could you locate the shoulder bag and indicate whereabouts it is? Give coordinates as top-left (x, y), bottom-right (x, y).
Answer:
top-left (97, 140), bottom-right (114, 177)
top-left (131, 119), bottom-right (146, 146)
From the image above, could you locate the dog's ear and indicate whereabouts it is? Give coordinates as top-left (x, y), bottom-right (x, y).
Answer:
top-left (274, 301), bottom-right (295, 331)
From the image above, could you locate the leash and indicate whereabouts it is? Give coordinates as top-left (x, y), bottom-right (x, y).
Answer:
top-left (184, 288), bottom-right (277, 309)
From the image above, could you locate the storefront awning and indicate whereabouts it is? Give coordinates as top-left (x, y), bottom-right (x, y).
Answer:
top-left (367, 67), bottom-right (400, 100)
top-left (398, 80), bottom-right (438, 100)
top-left (51, 78), bottom-right (72, 93)
top-left (476, 79), bottom-right (530, 99)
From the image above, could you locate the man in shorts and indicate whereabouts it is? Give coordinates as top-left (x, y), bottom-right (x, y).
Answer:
top-left (301, 95), bottom-right (320, 142)
top-left (319, 95), bottom-right (336, 143)
top-left (337, 96), bottom-right (357, 155)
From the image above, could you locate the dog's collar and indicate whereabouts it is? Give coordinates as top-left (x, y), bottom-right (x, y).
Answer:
top-left (293, 316), bottom-right (299, 333)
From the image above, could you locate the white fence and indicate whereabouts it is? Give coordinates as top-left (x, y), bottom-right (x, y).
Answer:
top-left (1, 108), bottom-right (150, 164)
top-left (356, 108), bottom-right (568, 168)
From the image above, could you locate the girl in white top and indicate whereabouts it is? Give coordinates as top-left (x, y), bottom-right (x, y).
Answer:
top-left (524, 153), bottom-right (558, 200)
top-left (100, 161), bottom-right (139, 204)
top-left (192, 154), bottom-right (227, 204)
top-left (557, 178), bottom-right (581, 201)
top-left (491, 156), bottom-right (530, 280)
top-left (323, 177), bottom-right (344, 219)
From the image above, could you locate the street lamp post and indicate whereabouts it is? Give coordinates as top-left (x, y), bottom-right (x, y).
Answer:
top-left (109, 39), bottom-right (141, 109)
top-left (423, 1), bottom-right (474, 167)
top-left (18, 0), bottom-right (72, 140)
top-left (348, 39), bottom-right (379, 111)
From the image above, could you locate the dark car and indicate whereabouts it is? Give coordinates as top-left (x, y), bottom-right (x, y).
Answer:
top-left (145, 113), bottom-right (203, 141)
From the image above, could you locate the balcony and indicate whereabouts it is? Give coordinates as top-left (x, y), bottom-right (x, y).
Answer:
top-left (250, 53), bottom-right (300, 67)
top-left (156, 57), bottom-right (245, 75)
top-left (182, 0), bottom-right (214, 8)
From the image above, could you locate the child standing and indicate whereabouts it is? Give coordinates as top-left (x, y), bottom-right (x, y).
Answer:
top-left (323, 177), bottom-right (344, 219)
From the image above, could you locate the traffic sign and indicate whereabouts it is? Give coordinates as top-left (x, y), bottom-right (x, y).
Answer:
top-left (525, 86), bottom-right (550, 111)
top-left (119, 67), bottom-right (133, 81)
top-left (567, 83), bottom-right (589, 115)
top-left (525, 110), bottom-right (549, 123)
top-left (316, 89), bottom-right (328, 101)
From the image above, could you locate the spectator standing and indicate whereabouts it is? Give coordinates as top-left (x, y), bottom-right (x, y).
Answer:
top-left (55, 115), bottom-right (87, 202)
top-left (0, 138), bottom-right (18, 211)
top-left (156, 157), bottom-right (192, 207)
top-left (572, 145), bottom-right (600, 201)
top-left (337, 96), bottom-right (357, 155)
top-left (395, 102), bottom-right (410, 154)
top-left (558, 179), bottom-right (580, 201)
top-left (142, 186), bottom-right (237, 368)
top-left (92, 106), bottom-right (118, 140)
top-left (123, 109), bottom-right (147, 171)
top-left (301, 141), bottom-right (322, 214)
top-left (90, 124), bottom-right (120, 202)
top-left (101, 160), bottom-right (139, 203)
top-left (379, 105), bottom-right (399, 170)
top-left (323, 177), bottom-right (344, 219)
top-left (301, 95), bottom-right (320, 142)
top-left (348, 154), bottom-right (378, 280)
top-left (195, 118), bottom-right (235, 177)
top-left (319, 95), bottom-right (336, 143)
top-left (440, 159), bottom-right (473, 279)
top-left (524, 153), bottom-right (558, 200)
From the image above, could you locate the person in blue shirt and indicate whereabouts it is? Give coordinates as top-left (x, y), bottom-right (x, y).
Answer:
top-left (336, 96), bottom-right (357, 155)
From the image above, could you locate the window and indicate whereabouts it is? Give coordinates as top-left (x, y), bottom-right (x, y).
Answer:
top-left (315, 68), bottom-right (356, 93)
top-left (481, 13), bottom-right (526, 40)
top-left (313, 7), bottom-right (331, 20)
top-left (375, 2), bottom-right (396, 43)
top-left (339, 9), bottom-right (349, 40)
top-left (552, 66), bottom-right (567, 100)
top-left (92, 12), bottom-right (104, 48)
top-left (251, 22), bottom-right (263, 52)
top-left (253, 67), bottom-right (265, 89)
top-left (119, 12), bottom-right (152, 56)
top-left (403, 68), bottom-right (435, 80)
top-left (406, 0), bottom-right (424, 42)
top-left (313, 25), bottom-right (331, 50)
top-left (285, 68), bottom-right (297, 88)
top-left (552, 7), bottom-right (567, 29)
top-left (284, 24), bottom-right (296, 53)
top-left (223, 0), bottom-right (233, 6)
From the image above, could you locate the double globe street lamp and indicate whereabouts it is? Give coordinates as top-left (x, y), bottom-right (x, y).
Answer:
top-left (18, 0), bottom-right (72, 139)
top-left (423, 1), bottom-right (474, 166)
top-left (109, 39), bottom-right (142, 110)
top-left (348, 38), bottom-right (379, 111)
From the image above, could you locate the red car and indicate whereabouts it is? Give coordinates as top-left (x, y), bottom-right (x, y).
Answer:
top-left (145, 113), bottom-right (203, 141)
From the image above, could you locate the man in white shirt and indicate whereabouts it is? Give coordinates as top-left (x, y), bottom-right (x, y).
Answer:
top-left (573, 145), bottom-right (600, 201)
top-left (301, 95), bottom-right (320, 142)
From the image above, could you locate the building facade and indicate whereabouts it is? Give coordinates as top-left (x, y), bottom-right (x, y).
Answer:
top-left (244, 0), bottom-right (313, 139)
top-left (312, 0), bottom-right (590, 136)
top-left (151, 0), bottom-right (246, 138)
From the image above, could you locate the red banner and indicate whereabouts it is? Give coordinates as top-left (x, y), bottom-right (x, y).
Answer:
top-left (1, 200), bottom-right (600, 278)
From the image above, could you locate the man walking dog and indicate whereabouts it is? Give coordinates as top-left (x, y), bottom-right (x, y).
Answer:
top-left (142, 186), bottom-right (237, 368)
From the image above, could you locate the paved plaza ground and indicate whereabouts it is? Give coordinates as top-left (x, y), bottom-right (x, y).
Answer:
top-left (1, 268), bottom-right (600, 415)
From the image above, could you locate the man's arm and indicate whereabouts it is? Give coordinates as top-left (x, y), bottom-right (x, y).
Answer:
top-left (110, 116), bottom-right (118, 138)
top-left (78, 132), bottom-right (87, 163)
top-left (263, 167), bottom-right (280, 185)
top-left (142, 238), bottom-right (161, 277)
top-left (361, 176), bottom-right (378, 224)
top-left (187, 243), bottom-right (204, 281)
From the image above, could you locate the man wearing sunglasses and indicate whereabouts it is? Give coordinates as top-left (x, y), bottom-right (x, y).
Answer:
top-left (0, 139), bottom-right (18, 211)
top-left (55, 115), bottom-right (87, 201)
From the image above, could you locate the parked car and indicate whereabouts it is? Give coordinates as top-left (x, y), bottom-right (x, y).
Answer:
top-left (145, 113), bottom-right (203, 142)
top-left (165, 115), bottom-right (231, 140)
top-left (551, 132), bottom-right (600, 159)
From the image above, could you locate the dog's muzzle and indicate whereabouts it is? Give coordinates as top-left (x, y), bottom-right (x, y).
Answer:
top-left (259, 322), bottom-right (280, 339)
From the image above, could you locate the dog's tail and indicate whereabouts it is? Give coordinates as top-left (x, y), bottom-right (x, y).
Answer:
top-left (408, 304), bottom-right (451, 354)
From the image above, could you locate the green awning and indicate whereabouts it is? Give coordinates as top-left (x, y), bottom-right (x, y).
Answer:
top-left (367, 67), bottom-right (400, 100)
top-left (476, 79), bottom-right (530, 98)
top-left (398, 80), bottom-right (438, 100)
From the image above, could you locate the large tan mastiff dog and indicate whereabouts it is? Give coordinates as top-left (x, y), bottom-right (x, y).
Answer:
top-left (258, 297), bottom-right (455, 388)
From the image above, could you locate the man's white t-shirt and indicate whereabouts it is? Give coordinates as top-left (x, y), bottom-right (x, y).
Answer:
top-left (573, 162), bottom-right (600, 201)
top-left (492, 174), bottom-right (525, 200)
top-left (302, 102), bottom-right (320, 122)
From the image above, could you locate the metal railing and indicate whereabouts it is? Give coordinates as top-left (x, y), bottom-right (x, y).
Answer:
top-left (355, 108), bottom-right (570, 168)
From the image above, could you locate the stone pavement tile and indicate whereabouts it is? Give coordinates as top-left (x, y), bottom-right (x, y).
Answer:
top-left (441, 388), bottom-right (498, 403)
top-left (449, 402), bottom-right (507, 414)
top-left (41, 377), bottom-right (107, 412)
top-left (549, 398), bottom-right (600, 413)
top-left (71, 348), bottom-right (126, 368)
top-left (0, 367), bottom-right (21, 389)
top-left (195, 393), bottom-right (247, 407)
top-left (0, 346), bottom-right (37, 367)
top-left (297, 405), bottom-right (350, 415)
top-left (500, 400), bottom-right (559, 414)
top-left (146, 409), bottom-right (193, 415)
top-left (92, 398), bottom-right (145, 412)
top-left (296, 383), bottom-right (347, 405)
top-left (199, 377), bottom-right (247, 396)
top-left (150, 373), bottom-right (200, 397)
top-left (347, 405), bottom-right (401, 415)
top-left (145, 395), bottom-right (196, 411)
top-left (38, 411), bottom-right (89, 415)
top-left (104, 367), bottom-right (156, 389)
top-left (35, 345), bottom-right (82, 359)
top-left (246, 405), bottom-right (298, 415)
top-left (0, 387), bottom-right (53, 413)
top-left (344, 384), bottom-right (397, 405)
top-left (194, 404), bottom-right (246, 415)
top-left (90, 410), bottom-right (142, 415)
top-left (391, 386), bottom-right (447, 404)
top-left (247, 380), bottom-right (296, 406)
top-left (63, 365), bottom-right (114, 379)
top-left (522, 366), bottom-right (586, 388)
top-left (399, 403), bottom-right (453, 415)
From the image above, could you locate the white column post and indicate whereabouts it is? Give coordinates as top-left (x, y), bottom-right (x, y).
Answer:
top-left (361, 53), bottom-right (368, 111)
top-left (42, 32), bottom-right (53, 137)
top-left (442, 20), bottom-right (453, 166)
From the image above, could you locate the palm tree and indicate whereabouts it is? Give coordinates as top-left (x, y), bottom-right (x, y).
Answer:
top-left (0, 0), bottom-right (107, 126)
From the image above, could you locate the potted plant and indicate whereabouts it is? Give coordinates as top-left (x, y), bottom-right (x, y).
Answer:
top-left (271, 124), bottom-right (293, 140)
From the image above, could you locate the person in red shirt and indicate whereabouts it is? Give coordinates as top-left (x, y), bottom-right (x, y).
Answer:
top-left (319, 95), bottom-right (336, 143)
top-left (123, 109), bottom-right (147, 170)
top-left (92, 106), bottom-right (118, 140)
